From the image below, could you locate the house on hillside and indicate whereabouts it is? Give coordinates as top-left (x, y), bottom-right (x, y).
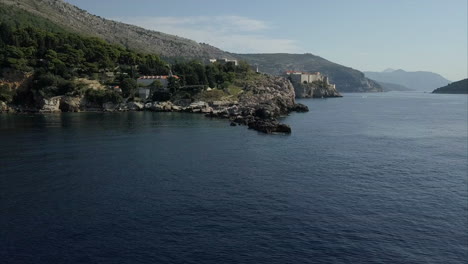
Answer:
top-left (137, 87), bottom-right (151, 99)
top-left (136, 75), bottom-right (180, 99)
top-left (137, 75), bottom-right (180, 90)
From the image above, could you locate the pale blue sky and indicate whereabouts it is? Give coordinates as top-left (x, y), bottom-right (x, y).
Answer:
top-left (66, 0), bottom-right (467, 80)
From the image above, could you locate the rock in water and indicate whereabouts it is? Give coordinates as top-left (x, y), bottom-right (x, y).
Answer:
top-left (290, 103), bottom-right (309, 112)
top-left (127, 102), bottom-right (144, 111)
top-left (212, 75), bottom-right (308, 133)
top-left (248, 119), bottom-right (291, 134)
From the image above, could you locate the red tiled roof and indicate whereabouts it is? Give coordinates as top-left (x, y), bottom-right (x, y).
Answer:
top-left (138, 75), bottom-right (179, 80)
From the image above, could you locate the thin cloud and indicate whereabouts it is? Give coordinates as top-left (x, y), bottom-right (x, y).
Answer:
top-left (112, 15), bottom-right (302, 53)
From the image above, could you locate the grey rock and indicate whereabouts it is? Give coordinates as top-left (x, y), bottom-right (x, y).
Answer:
top-left (38, 96), bottom-right (62, 113)
top-left (59, 96), bottom-right (81, 112)
top-left (127, 102), bottom-right (144, 111)
top-left (0, 101), bottom-right (10, 112)
top-left (290, 103), bottom-right (309, 112)
top-left (248, 119), bottom-right (291, 134)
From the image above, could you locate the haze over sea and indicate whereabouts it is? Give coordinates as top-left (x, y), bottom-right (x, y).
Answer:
top-left (1, 92), bottom-right (467, 264)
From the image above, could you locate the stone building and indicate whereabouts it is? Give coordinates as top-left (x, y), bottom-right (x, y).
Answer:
top-left (209, 58), bottom-right (238, 66)
top-left (285, 71), bottom-right (340, 98)
top-left (286, 71), bottom-right (324, 84)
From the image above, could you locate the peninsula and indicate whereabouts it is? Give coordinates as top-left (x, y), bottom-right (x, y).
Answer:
top-left (432, 79), bottom-right (468, 94)
top-left (0, 1), bottom-right (349, 134)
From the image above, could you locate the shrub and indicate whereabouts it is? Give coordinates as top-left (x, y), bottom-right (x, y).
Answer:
top-left (0, 84), bottom-right (14, 103)
top-left (152, 91), bottom-right (171, 101)
top-left (85, 89), bottom-right (123, 105)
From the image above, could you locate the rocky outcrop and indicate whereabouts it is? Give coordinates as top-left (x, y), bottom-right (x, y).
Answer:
top-left (289, 103), bottom-right (309, 112)
top-left (294, 83), bottom-right (342, 98)
top-left (4, 73), bottom-right (307, 134)
top-left (103, 102), bottom-right (118, 112)
top-left (36, 96), bottom-right (85, 113)
top-left (248, 119), bottom-right (291, 134)
top-left (206, 75), bottom-right (308, 134)
top-left (0, 101), bottom-right (11, 112)
top-left (127, 102), bottom-right (144, 111)
top-left (186, 101), bottom-right (213, 113)
top-left (38, 96), bottom-right (62, 113)
top-left (146, 101), bottom-right (210, 113)
top-left (238, 76), bottom-right (296, 117)
top-left (59, 96), bottom-right (81, 112)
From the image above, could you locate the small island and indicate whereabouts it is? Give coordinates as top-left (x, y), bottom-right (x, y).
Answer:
top-left (432, 79), bottom-right (468, 94)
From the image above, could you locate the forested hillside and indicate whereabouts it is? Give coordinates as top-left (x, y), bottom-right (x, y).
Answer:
top-left (0, 8), bottom-right (254, 107)
top-left (1, 0), bottom-right (384, 93)
top-left (0, 0), bottom-right (233, 60)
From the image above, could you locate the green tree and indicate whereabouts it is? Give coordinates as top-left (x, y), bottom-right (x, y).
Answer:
top-left (0, 84), bottom-right (14, 103)
top-left (167, 77), bottom-right (180, 93)
top-left (120, 78), bottom-right (137, 98)
top-left (236, 60), bottom-right (251, 73)
top-left (150, 79), bottom-right (163, 90)
top-left (85, 89), bottom-right (122, 105)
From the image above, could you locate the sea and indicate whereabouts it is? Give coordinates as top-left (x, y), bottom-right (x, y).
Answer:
top-left (1, 92), bottom-right (467, 264)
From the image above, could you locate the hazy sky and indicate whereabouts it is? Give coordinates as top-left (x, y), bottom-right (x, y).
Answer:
top-left (66, 0), bottom-right (467, 80)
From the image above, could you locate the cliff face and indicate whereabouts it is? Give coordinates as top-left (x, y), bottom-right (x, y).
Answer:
top-left (205, 75), bottom-right (308, 133)
top-left (238, 76), bottom-right (297, 118)
top-left (293, 82), bottom-right (342, 98)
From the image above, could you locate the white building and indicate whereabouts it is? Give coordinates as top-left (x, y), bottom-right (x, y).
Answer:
top-left (209, 58), bottom-right (238, 66)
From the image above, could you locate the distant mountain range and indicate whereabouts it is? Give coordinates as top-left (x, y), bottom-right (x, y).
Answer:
top-left (0, 0), bottom-right (381, 93)
top-left (364, 69), bottom-right (451, 92)
top-left (376, 81), bottom-right (413, 92)
top-left (432, 79), bottom-right (468, 94)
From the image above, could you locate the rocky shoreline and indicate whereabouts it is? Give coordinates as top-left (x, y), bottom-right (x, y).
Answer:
top-left (1, 97), bottom-right (309, 134)
top-left (1, 75), bottom-right (311, 134)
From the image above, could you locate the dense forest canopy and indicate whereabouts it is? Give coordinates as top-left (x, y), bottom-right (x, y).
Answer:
top-left (0, 3), bottom-right (255, 106)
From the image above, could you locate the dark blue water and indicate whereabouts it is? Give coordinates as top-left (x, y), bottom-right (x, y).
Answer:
top-left (1, 92), bottom-right (467, 263)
